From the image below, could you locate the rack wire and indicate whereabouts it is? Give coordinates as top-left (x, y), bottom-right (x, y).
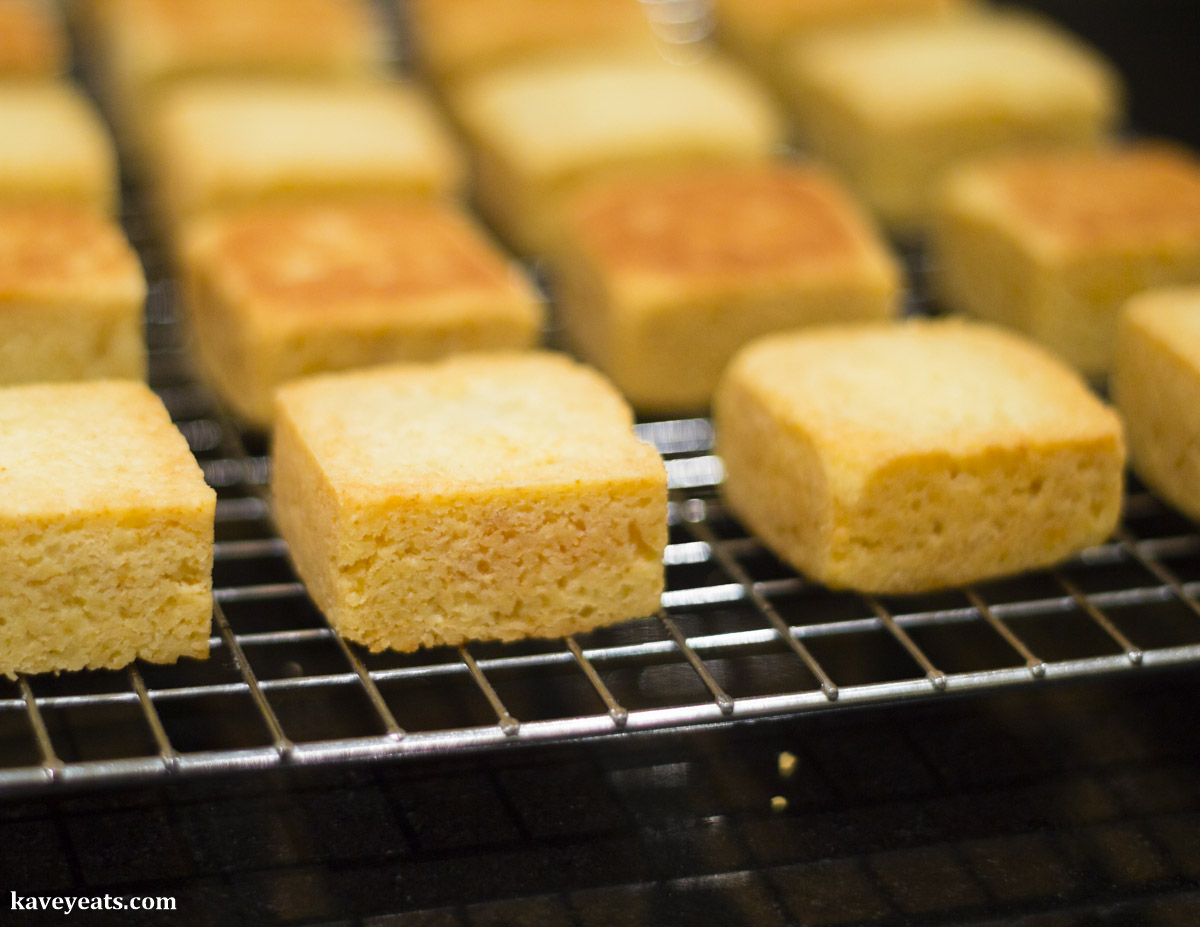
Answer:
top-left (4, 3), bottom-right (1200, 800)
top-left (4, 287), bottom-right (1200, 795)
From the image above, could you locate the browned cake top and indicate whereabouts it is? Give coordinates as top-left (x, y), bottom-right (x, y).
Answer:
top-left (275, 352), bottom-right (653, 494)
top-left (718, 0), bottom-right (960, 34)
top-left (994, 146), bottom-right (1200, 250)
top-left (567, 164), bottom-right (884, 281)
top-left (112, 0), bottom-right (376, 66)
top-left (126, 0), bottom-right (373, 48)
top-left (0, 205), bottom-right (141, 298)
top-left (412, 0), bottom-right (654, 76)
top-left (194, 203), bottom-right (520, 314)
top-left (0, 381), bottom-right (212, 517)
top-left (0, 0), bottom-right (62, 77)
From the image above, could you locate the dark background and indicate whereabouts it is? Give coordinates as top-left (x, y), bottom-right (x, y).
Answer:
top-left (6, 671), bottom-right (1200, 927)
top-left (3, 2), bottom-right (1199, 925)
top-left (1032, 0), bottom-right (1199, 149)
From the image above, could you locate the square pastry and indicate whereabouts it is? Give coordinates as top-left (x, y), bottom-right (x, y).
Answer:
top-left (151, 80), bottom-right (464, 229)
top-left (182, 201), bottom-right (544, 426)
top-left (0, 84), bottom-right (117, 215)
top-left (0, 204), bottom-right (146, 385)
top-left (0, 381), bottom-right (214, 675)
top-left (409, 0), bottom-right (657, 86)
top-left (88, 0), bottom-right (384, 152)
top-left (713, 0), bottom-right (962, 69)
top-left (0, 0), bottom-right (66, 78)
top-left (932, 144), bottom-right (1200, 376)
top-left (1113, 287), bottom-right (1200, 524)
top-left (715, 320), bottom-right (1125, 594)
top-left (554, 163), bottom-right (901, 411)
top-left (450, 50), bottom-right (784, 253)
top-left (780, 11), bottom-right (1121, 233)
top-left (272, 353), bottom-right (667, 652)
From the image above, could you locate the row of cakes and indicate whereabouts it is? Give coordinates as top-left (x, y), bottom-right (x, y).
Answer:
top-left (4, 1), bottom-right (1198, 401)
top-left (2, 0), bottom-right (1200, 677)
top-left (0, 0), bottom-right (145, 384)
top-left (0, 0), bottom-right (581, 676)
top-left (2, 0), bottom-right (658, 675)
top-left (5, 1), bottom-right (1196, 405)
top-left (0, 0), bottom-right (211, 675)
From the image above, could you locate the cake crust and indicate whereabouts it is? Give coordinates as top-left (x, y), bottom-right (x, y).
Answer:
top-left (0, 84), bottom-right (117, 215)
top-left (933, 144), bottom-right (1200, 375)
top-left (188, 202), bottom-right (529, 316)
top-left (566, 163), bottom-right (894, 285)
top-left (455, 52), bottom-right (782, 181)
top-left (0, 0), bottom-right (65, 77)
top-left (715, 320), bottom-right (1125, 593)
top-left (451, 50), bottom-right (784, 252)
top-left (410, 0), bottom-right (656, 83)
top-left (715, 0), bottom-right (962, 59)
top-left (1113, 287), bottom-right (1200, 524)
top-left (0, 204), bottom-right (143, 303)
top-left (789, 13), bottom-right (1117, 126)
top-left (102, 0), bottom-right (379, 67)
top-left (0, 381), bottom-right (214, 675)
top-left (272, 353), bottom-right (667, 651)
top-left (90, 0), bottom-right (384, 153)
top-left (152, 80), bottom-right (464, 227)
top-left (0, 204), bottom-right (146, 384)
top-left (555, 163), bottom-right (900, 410)
top-left (183, 202), bottom-right (542, 425)
top-left (960, 145), bottom-right (1200, 257)
top-left (780, 11), bottom-right (1121, 231)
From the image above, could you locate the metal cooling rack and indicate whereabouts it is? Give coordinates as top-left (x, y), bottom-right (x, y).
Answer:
top-left (4, 1), bottom-right (1200, 798)
top-left (4, 292), bottom-right (1200, 794)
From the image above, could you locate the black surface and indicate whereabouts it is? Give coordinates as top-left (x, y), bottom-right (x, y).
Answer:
top-left (3, 669), bottom-right (1200, 925)
top-left (1025, 0), bottom-right (1200, 149)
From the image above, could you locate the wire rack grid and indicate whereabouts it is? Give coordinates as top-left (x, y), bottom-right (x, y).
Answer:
top-left (3, 3), bottom-right (1200, 798)
top-left (4, 266), bottom-right (1200, 795)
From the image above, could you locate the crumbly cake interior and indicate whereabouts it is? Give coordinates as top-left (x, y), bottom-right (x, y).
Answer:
top-left (1114, 289), bottom-right (1200, 525)
top-left (0, 382), bottom-right (214, 676)
top-left (716, 322), bottom-right (1125, 593)
top-left (0, 517), bottom-right (212, 676)
top-left (272, 355), bottom-right (667, 652)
